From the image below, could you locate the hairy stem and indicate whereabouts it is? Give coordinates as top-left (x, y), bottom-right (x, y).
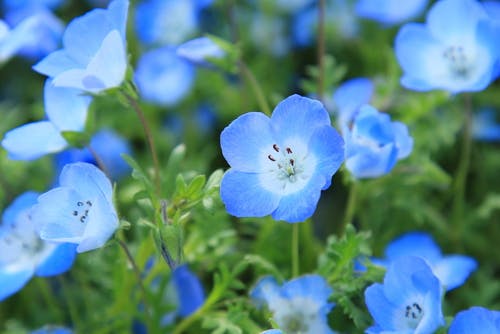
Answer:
top-left (292, 223), bottom-right (300, 277)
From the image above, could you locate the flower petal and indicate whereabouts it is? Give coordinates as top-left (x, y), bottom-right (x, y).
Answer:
top-left (0, 266), bottom-right (34, 301)
top-left (33, 49), bottom-right (82, 77)
top-left (35, 243), bottom-right (77, 276)
top-left (449, 307), bottom-right (500, 334)
top-left (172, 264), bottom-right (205, 317)
top-left (433, 255), bottom-right (477, 291)
top-left (346, 143), bottom-right (397, 179)
top-left (385, 232), bottom-right (442, 263)
top-left (364, 283), bottom-right (398, 331)
top-left (77, 198), bottom-right (118, 252)
top-left (280, 274), bottom-right (333, 309)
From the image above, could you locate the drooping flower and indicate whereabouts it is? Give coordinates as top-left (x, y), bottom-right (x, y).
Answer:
top-left (355, 0), bottom-right (429, 26)
top-left (344, 105), bottom-right (413, 179)
top-left (30, 162), bottom-right (119, 253)
top-left (372, 232), bottom-right (477, 291)
top-left (251, 275), bottom-right (335, 334)
top-left (472, 109), bottom-right (500, 142)
top-left (220, 94), bottom-right (344, 223)
top-left (448, 306), bottom-right (500, 334)
top-left (1, 79), bottom-right (92, 160)
top-left (395, 0), bottom-right (500, 93)
top-left (0, 192), bottom-right (76, 301)
top-left (332, 77), bottom-right (374, 129)
top-left (364, 256), bottom-right (445, 334)
top-left (33, 0), bottom-right (129, 94)
top-left (135, 46), bottom-right (195, 106)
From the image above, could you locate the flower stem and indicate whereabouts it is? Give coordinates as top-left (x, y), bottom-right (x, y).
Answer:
top-left (341, 181), bottom-right (358, 236)
top-left (292, 223), bottom-right (300, 277)
top-left (122, 91), bottom-right (161, 198)
top-left (317, 0), bottom-right (326, 101)
top-left (36, 279), bottom-right (63, 322)
top-left (451, 94), bottom-right (473, 244)
top-left (240, 61), bottom-right (272, 116)
top-left (58, 276), bottom-right (83, 331)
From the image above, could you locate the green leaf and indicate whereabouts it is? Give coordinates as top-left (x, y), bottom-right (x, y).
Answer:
top-left (164, 144), bottom-right (186, 197)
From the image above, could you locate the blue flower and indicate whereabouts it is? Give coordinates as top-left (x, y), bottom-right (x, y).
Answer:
top-left (472, 109), bottom-right (500, 142)
top-left (171, 264), bottom-right (205, 317)
top-left (449, 306), bottom-right (500, 334)
top-left (395, 0), bottom-right (500, 93)
top-left (176, 37), bottom-right (225, 67)
top-left (261, 330), bottom-right (282, 334)
top-left (344, 105), bottom-right (413, 179)
top-left (332, 77), bottom-right (374, 129)
top-left (2, 79), bottom-right (92, 160)
top-left (54, 129), bottom-right (132, 181)
top-left (31, 326), bottom-right (73, 334)
top-left (373, 232), bottom-right (477, 292)
top-left (220, 94), bottom-right (344, 223)
top-left (0, 192), bottom-right (76, 301)
top-left (355, 0), bottom-right (428, 25)
top-left (135, 0), bottom-right (202, 46)
top-left (3, 0), bottom-right (66, 11)
top-left (30, 162), bottom-right (119, 253)
top-left (251, 274), bottom-right (335, 333)
top-left (33, 0), bottom-right (129, 93)
top-left (135, 46), bottom-right (195, 106)
top-left (364, 256), bottom-right (445, 334)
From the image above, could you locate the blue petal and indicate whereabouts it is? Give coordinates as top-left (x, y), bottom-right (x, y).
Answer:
top-left (33, 49), bottom-right (82, 77)
top-left (345, 142), bottom-right (397, 179)
top-left (35, 243), bottom-right (77, 276)
top-left (449, 307), bottom-right (500, 334)
top-left (76, 198), bottom-right (118, 252)
top-left (353, 106), bottom-right (394, 144)
top-left (0, 266), bottom-right (34, 301)
top-left (355, 0), bottom-right (428, 25)
top-left (271, 95), bottom-right (331, 145)
top-left (280, 274), bottom-right (333, 310)
top-left (44, 79), bottom-right (91, 131)
top-left (2, 191), bottom-right (39, 226)
top-left (220, 112), bottom-right (275, 173)
top-left (250, 276), bottom-right (281, 308)
top-left (333, 77), bottom-right (373, 127)
top-left (220, 169), bottom-right (281, 218)
top-left (176, 37), bottom-right (225, 65)
top-left (472, 109), bottom-right (500, 142)
top-left (1, 121), bottom-right (67, 160)
top-left (89, 129), bottom-right (132, 180)
top-left (172, 264), bottom-right (205, 317)
top-left (433, 255), bottom-right (477, 291)
top-left (384, 232), bottom-right (442, 263)
top-left (261, 330), bottom-right (282, 334)
top-left (364, 283), bottom-right (399, 331)
top-left (392, 122), bottom-right (413, 159)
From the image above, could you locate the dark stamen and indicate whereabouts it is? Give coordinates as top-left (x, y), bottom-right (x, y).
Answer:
top-left (273, 144), bottom-right (280, 152)
top-left (286, 147), bottom-right (292, 154)
top-left (290, 159), bottom-right (295, 166)
top-left (268, 154), bottom-right (276, 161)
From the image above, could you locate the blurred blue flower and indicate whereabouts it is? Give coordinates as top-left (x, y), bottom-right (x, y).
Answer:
top-left (372, 232), bottom-right (477, 291)
top-left (54, 129), bottom-right (132, 180)
top-left (272, 0), bottom-right (314, 13)
top-left (33, 0), bottom-right (129, 93)
top-left (31, 326), bottom-right (73, 334)
top-left (472, 109), bottom-right (500, 142)
top-left (344, 105), bottom-right (413, 179)
top-left (176, 36), bottom-right (225, 67)
top-left (171, 264), bottom-right (205, 317)
top-left (3, 0), bottom-right (66, 11)
top-left (2, 79), bottom-right (92, 160)
top-left (251, 274), bottom-right (335, 333)
top-left (332, 77), bottom-right (374, 129)
top-left (135, 0), bottom-right (207, 46)
top-left (31, 162), bottom-right (119, 253)
top-left (220, 94), bottom-right (344, 223)
top-left (356, 0), bottom-right (428, 25)
top-left (395, 0), bottom-right (500, 93)
top-left (364, 256), bottom-right (445, 334)
top-left (261, 330), bottom-right (281, 334)
top-left (0, 192), bottom-right (76, 301)
top-left (449, 306), bottom-right (500, 334)
top-left (135, 46), bottom-right (195, 106)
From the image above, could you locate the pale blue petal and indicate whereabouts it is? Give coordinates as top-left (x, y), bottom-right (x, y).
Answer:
top-left (271, 172), bottom-right (325, 223)
top-left (0, 267), bottom-right (34, 301)
top-left (484, 1), bottom-right (500, 21)
top-left (271, 95), bottom-right (331, 145)
top-left (89, 129), bottom-right (131, 179)
top-left (172, 264), bottom-right (205, 317)
top-left (220, 112), bottom-right (275, 173)
top-left (280, 274), bottom-right (333, 309)
top-left (77, 198), bottom-right (118, 252)
top-left (1, 121), bottom-right (67, 160)
top-left (35, 243), bottom-right (77, 276)
top-left (33, 49), bottom-right (82, 77)
top-left (59, 162), bottom-right (113, 205)
top-left (333, 77), bottom-right (373, 127)
top-left (345, 143), bottom-right (397, 179)
top-left (220, 170), bottom-right (280, 218)
top-left (44, 79), bottom-right (91, 131)
top-left (449, 307), bottom-right (500, 334)
top-left (385, 232), bottom-right (442, 263)
top-left (107, 0), bottom-right (129, 39)
top-left (356, 0), bottom-right (428, 25)
top-left (364, 283), bottom-right (398, 331)
top-left (433, 255), bottom-right (477, 291)
top-left (2, 191), bottom-right (39, 227)
top-left (176, 37), bottom-right (225, 65)
top-left (261, 330), bottom-right (282, 334)
top-left (251, 276), bottom-right (281, 308)
top-left (392, 122), bottom-right (413, 159)
top-left (353, 106), bottom-right (394, 144)
top-left (412, 277), bottom-right (445, 333)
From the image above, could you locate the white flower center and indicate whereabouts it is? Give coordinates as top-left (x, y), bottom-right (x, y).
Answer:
top-left (442, 45), bottom-right (474, 79)
top-left (404, 301), bottom-right (424, 329)
top-left (273, 297), bottom-right (320, 334)
top-left (72, 200), bottom-right (93, 224)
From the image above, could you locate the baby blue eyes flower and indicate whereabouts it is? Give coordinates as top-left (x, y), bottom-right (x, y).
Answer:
top-left (356, 0), bottom-right (429, 26)
top-left (220, 94), bottom-right (344, 223)
top-left (364, 256), bottom-right (445, 334)
top-left (33, 0), bottom-right (129, 93)
top-left (344, 105), bottom-right (413, 179)
top-left (30, 162), bottom-right (119, 253)
top-left (333, 77), bottom-right (374, 129)
top-left (373, 232), bottom-right (477, 292)
top-left (395, 0), bottom-right (500, 93)
top-left (449, 306), bottom-right (500, 334)
top-left (0, 192), bottom-right (76, 301)
top-left (251, 274), bottom-right (335, 334)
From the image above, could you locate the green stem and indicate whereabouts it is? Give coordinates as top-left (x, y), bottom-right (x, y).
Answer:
top-left (36, 279), bottom-right (63, 322)
top-left (451, 94), bottom-right (473, 243)
top-left (240, 62), bottom-right (272, 116)
top-left (317, 0), bottom-right (326, 101)
top-left (292, 223), bottom-right (300, 277)
top-left (58, 276), bottom-right (83, 331)
top-left (341, 181), bottom-right (358, 235)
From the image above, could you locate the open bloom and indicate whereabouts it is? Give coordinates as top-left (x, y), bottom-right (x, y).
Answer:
top-left (33, 0), bottom-right (129, 93)
top-left (356, 0), bottom-right (428, 26)
top-left (31, 162), bottom-right (119, 253)
top-left (449, 306), bottom-right (500, 334)
top-left (372, 232), bottom-right (477, 291)
top-left (220, 94), bottom-right (344, 223)
top-left (0, 192), bottom-right (76, 301)
top-left (251, 275), bottom-right (335, 334)
top-left (344, 105), bottom-right (413, 179)
top-left (395, 0), bottom-right (500, 93)
top-left (364, 256), bottom-right (445, 334)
